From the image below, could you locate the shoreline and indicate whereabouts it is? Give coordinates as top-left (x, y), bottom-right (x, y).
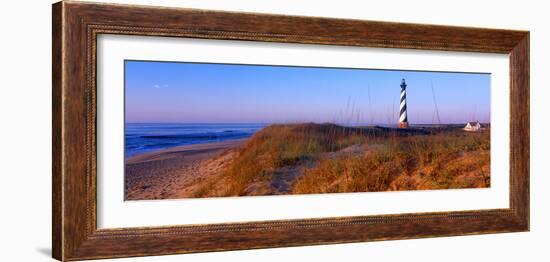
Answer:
top-left (126, 138), bottom-right (247, 165)
top-left (125, 138), bottom-right (246, 200)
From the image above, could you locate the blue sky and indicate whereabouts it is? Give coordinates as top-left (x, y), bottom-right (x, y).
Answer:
top-left (125, 60), bottom-right (490, 124)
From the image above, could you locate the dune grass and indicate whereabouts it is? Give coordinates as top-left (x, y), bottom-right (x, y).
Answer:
top-left (192, 123), bottom-right (371, 196)
top-left (191, 123), bottom-right (490, 197)
top-left (292, 130), bottom-right (490, 194)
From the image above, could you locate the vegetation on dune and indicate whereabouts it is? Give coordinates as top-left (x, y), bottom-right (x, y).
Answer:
top-left (192, 123), bottom-right (368, 197)
top-left (292, 130), bottom-right (490, 194)
top-left (191, 123), bottom-right (490, 197)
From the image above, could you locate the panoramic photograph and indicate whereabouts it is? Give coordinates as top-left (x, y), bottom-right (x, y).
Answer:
top-left (124, 60), bottom-right (490, 200)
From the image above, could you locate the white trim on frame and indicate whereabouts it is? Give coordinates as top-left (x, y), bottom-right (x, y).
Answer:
top-left (97, 34), bottom-right (509, 229)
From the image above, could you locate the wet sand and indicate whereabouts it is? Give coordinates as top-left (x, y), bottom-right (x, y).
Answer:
top-left (125, 139), bottom-right (244, 200)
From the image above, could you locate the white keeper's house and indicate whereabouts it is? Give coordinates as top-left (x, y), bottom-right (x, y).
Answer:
top-left (464, 121), bottom-right (482, 132)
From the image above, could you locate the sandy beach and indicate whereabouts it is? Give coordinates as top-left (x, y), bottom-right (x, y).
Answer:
top-left (125, 139), bottom-right (245, 200)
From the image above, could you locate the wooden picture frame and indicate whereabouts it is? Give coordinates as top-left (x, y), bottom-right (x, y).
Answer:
top-left (52, 1), bottom-right (529, 261)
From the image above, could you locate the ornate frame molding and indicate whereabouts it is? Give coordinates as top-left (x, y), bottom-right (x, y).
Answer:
top-left (53, 1), bottom-right (529, 261)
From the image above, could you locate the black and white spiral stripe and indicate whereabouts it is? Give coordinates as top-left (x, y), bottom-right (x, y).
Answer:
top-left (399, 82), bottom-right (407, 123)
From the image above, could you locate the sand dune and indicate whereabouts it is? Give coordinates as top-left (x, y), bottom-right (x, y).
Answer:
top-left (125, 123), bottom-right (490, 200)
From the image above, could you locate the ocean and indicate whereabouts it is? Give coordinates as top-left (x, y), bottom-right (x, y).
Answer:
top-left (125, 123), bottom-right (265, 158)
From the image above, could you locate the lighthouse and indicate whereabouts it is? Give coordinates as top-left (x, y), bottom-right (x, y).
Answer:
top-left (398, 78), bottom-right (409, 128)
